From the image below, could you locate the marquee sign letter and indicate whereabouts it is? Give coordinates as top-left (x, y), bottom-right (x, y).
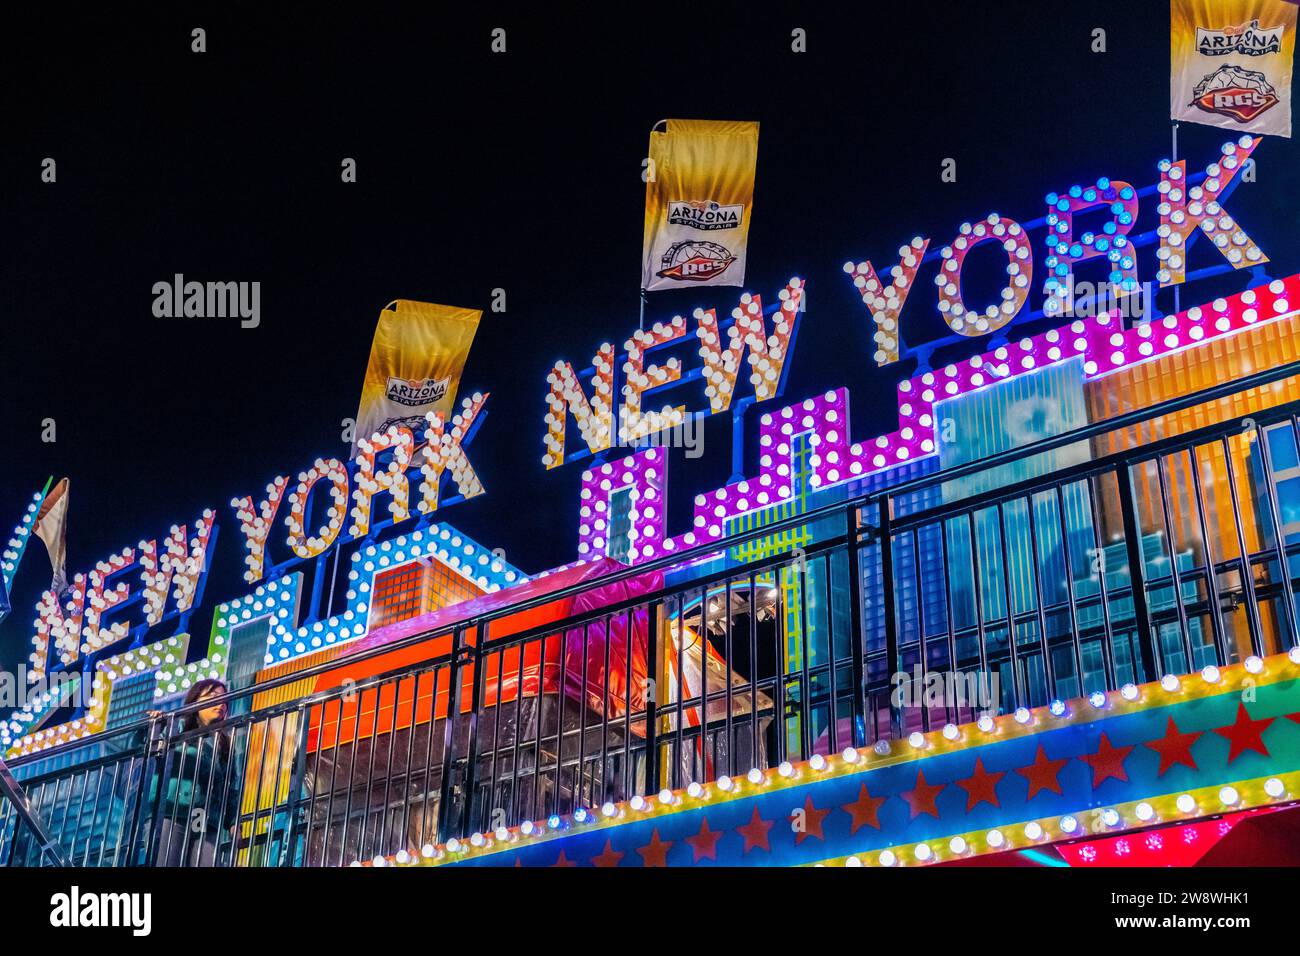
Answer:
top-left (543, 345), bottom-right (615, 469)
top-left (936, 214), bottom-right (1032, 336)
top-left (1156, 136), bottom-right (1267, 287)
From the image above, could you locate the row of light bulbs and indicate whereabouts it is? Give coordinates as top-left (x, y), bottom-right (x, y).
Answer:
top-left (363, 646), bottom-right (1300, 868)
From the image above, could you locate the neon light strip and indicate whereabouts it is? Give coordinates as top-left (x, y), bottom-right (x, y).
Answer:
top-left (1, 490), bottom-right (44, 593)
top-left (811, 770), bottom-right (1300, 867)
top-left (364, 646), bottom-right (1300, 868)
top-left (0, 675), bottom-right (79, 749)
top-left (8, 635), bottom-right (190, 758)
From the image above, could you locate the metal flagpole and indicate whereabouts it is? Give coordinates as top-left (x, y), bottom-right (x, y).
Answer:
top-left (1172, 122), bottom-right (1180, 316)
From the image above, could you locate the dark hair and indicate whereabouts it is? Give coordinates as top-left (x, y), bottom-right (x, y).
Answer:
top-left (179, 678), bottom-right (230, 734)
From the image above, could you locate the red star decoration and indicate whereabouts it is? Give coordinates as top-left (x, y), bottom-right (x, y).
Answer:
top-left (1144, 717), bottom-right (1202, 776)
top-left (842, 784), bottom-right (886, 833)
top-left (1081, 732), bottom-right (1134, 787)
top-left (636, 829), bottom-right (673, 867)
top-left (591, 839), bottom-right (624, 868)
top-left (792, 796), bottom-right (832, 844)
top-left (550, 849), bottom-right (578, 867)
top-left (686, 818), bottom-right (724, 862)
top-left (1214, 702), bottom-right (1275, 763)
top-left (1289, 711), bottom-right (1300, 725)
top-left (737, 806), bottom-right (774, 854)
top-left (956, 756), bottom-right (1005, 810)
top-left (900, 769), bottom-right (945, 819)
top-left (1017, 745), bottom-right (1069, 799)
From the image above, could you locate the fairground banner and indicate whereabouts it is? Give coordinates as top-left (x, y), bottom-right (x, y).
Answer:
top-left (1171, 0), bottom-right (1296, 137)
top-left (641, 119), bottom-right (759, 292)
top-left (351, 300), bottom-right (480, 457)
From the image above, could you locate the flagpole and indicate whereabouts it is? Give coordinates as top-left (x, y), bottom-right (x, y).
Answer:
top-left (640, 120), bottom-right (668, 333)
top-left (1172, 122), bottom-right (1180, 316)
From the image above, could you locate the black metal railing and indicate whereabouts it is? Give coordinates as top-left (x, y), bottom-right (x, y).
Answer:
top-left (4, 358), bottom-right (1300, 866)
top-left (0, 755), bottom-right (69, 865)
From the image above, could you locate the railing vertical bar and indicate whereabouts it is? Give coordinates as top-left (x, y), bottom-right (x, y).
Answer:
top-left (937, 517), bottom-right (960, 725)
top-left (797, 555), bottom-right (813, 757)
top-left (598, 612), bottom-right (612, 805)
top-left (338, 683), bottom-right (366, 865)
top-left (621, 606), bottom-right (634, 803)
top-left (1155, 454), bottom-right (1196, 671)
top-left (994, 502), bottom-right (1023, 708)
top-left (101, 760), bottom-right (124, 867)
top-left (398, 671), bottom-right (421, 853)
top-left (1117, 461), bottom-right (1159, 683)
top-left (645, 599), bottom-right (661, 796)
top-left (508, 640), bottom-right (526, 825)
top-left (910, 527), bottom-right (928, 732)
top-left (747, 575), bottom-right (759, 777)
top-left (675, 591), bottom-right (687, 785)
top-left (436, 628), bottom-right (466, 844)
top-left (264, 713), bottom-right (295, 867)
top-left (1220, 436), bottom-right (1266, 658)
top-left (1025, 493), bottom-right (1058, 704)
top-left (820, 551), bottom-right (839, 755)
top-left (879, 498), bottom-right (902, 740)
top-left (420, 667), bottom-right (441, 847)
top-left (321, 689), bottom-right (346, 865)
top-left (459, 625), bottom-right (485, 838)
top-left (486, 650), bottom-right (505, 826)
top-left (966, 510), bottom-right (991, 707)
top-left (1052, 484), bottom-right (1087, 698)
top-left (361, 682), bottom-right (382, 858)
top-left (1248, 420), bottom-right (1300, 648)
top-left (554, 622), bottom-right (570, 817)
top-left (379, 675), bottom-right (403, 851)
top-left (771, 571), bottom-right (789, 761)
top-left (722, 577), bottom-right (736, 773)
top-left (283, 704), bottom-right (313, 867)
top-left (66, 766), bottom-right (93, 865)
top-left (845, 506), bottom-right (867, 748)
top-left (144, 720), bottom-right (178, 867)
top-left (1087, 471), bottom-right (1120, 690)
top-left (1186, 445), bottom-right (1229, 666)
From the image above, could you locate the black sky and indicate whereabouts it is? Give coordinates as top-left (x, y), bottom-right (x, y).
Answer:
top-left (3, 3), bottom-right (1299, 671)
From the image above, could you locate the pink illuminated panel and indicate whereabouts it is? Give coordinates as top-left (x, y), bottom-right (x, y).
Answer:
top-left (578, 448), bottom-right (668, 562)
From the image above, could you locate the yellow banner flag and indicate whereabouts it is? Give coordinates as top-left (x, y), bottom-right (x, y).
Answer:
top-left (1171, 0), bottom-right (1296, 137)
top-left (641, 119), bottom-right (759, 292)
top-left (352, 300), bottom-right (481, 456)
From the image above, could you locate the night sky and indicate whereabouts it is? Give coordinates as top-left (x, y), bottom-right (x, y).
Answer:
top-left (4, 4), bottom-right (1299, 673)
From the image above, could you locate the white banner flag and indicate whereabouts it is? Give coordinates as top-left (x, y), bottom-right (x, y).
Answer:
top-left (1172, 0), bottom-right (1297, 138)
top-left (641, 120), bottom-right (760, 292)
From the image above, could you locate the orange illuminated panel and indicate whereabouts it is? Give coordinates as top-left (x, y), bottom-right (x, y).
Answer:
top-left (1086, 310), bottom-right (1300, 456)
top-left (424, 559), bottom-right (483, 611)
top-left (369, 560), bottom-right (427, 629)
top-left (369, 558), bottom-right (485, 631)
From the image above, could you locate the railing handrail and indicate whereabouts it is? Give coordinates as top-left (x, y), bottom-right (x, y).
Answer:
top-left (10, 352), bottom-right (1300, 769)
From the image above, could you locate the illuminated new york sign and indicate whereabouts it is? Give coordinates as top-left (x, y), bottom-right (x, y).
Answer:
top-left (7, 134), bottom-right (1286, 754)
top-left (545, 135), bottom-right (1290, 570)
top-left (544, 135), bottom-right (1267, 470)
